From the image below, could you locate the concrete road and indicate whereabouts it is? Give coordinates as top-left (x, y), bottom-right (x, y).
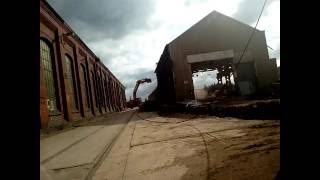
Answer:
top-left (92, 112), bottom-right (280, 180)
top-left (40, 109), bottom-right (136, 180)
top-left (40, 111), bottom-right (279, 180)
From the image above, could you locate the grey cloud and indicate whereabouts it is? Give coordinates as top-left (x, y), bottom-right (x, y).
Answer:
top-left (47, 0), bottom-right (156, 42)
top-left (184, 0), bottom-right (208, 6)
top-left (232, 0), bottom-right (277, 25)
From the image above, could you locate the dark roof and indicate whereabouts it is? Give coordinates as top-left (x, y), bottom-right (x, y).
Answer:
top-left (155, 10), bottom-right (264, 72)
top-left (169, 10), bottom-right (263, 44)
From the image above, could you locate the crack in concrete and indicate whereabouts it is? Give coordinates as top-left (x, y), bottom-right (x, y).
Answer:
top-left (52, 163), bottom-right (92, 171)
top-left (135, 113), bottom-right (212, 180)
top-left (183, 124), bottom-right (210, 180)
top-left (131, 134), bottom-right (203, 148)
top-left (121, 112), bottom-right (138, 180)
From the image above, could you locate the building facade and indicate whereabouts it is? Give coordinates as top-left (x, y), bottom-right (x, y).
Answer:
top-left (154, 11), bottom-right (278, 104)
top-left (40, 0), bottom-right (126, 129)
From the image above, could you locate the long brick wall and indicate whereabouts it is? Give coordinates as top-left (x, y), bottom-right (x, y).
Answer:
top-left (40, 0), bottom-right (126, 129)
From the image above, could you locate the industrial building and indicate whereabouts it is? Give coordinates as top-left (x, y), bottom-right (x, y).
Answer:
top-left (40, 0), bottom-right (126, 129)
top-left (152, 11), bottom-right (278, 105)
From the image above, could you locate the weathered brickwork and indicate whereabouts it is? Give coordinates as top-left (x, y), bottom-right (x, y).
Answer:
top-left (40, 0), bottom-right (126, 129)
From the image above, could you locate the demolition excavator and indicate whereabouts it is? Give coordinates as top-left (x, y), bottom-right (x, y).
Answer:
top-left (127, 78), bottom-right (152, 108)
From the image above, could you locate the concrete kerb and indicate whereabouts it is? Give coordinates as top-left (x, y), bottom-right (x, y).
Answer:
top-left (84, 109), bottom-right (137, 180)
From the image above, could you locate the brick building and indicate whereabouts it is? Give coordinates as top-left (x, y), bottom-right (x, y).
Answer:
top-left (40, 0), bottom-right (126, 129)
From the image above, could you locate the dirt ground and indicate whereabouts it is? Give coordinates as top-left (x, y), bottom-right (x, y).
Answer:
top-left (92, 112), bottom-right (280, 180)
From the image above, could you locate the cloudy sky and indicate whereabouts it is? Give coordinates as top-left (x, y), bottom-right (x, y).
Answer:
top-left (47, 0), bottom-right (280, 100)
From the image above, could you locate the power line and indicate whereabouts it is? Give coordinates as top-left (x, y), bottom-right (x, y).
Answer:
top-left (235, 0), bottom-right (268, 69)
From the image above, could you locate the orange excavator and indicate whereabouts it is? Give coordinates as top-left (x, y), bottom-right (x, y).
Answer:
top-left (127, 78), bottom-right (152, 108)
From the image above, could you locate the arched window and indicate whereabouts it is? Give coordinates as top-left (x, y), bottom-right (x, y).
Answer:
top-left (80, 64), bottom-right (90, 108)
top-left (98, 75), bottom-right (105, 108)
top-left (103, 74), bottom-right (110, 109)
top-left (65, 55), bottom-right (78, 111)
top-left (96, 73), bottom-right (102, 107)
top-left (91, 71), bottom-right (98, 108)
top-left (40, 39), bottom-right (59, 115)
top-left (110, 79), bottom-right (115, 106)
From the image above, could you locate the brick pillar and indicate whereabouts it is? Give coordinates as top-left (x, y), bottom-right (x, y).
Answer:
top-left (108, 77), bottom-right (114, 112)
top-left (117, 84), bottom-right (120, 110)
top-left (100, 70), bottom-right (107, 113)
top-left (104, 77), bottom-right (110, 112)
top-left (93, 63), bottom-right (101, 114)
top-left (111, 80), bottom-right (115, 112)
top-left (114, 83), bottom-right (118, 111)
top-left (115, 83), bottom-right (120, 111)
top-left (88, 65), bottom-right (96, 116)
top-left (122, 89), bottom-right (126, 109)
top-left (120, 87), bottom-right (125, 110)
top-left (73, 45), bottom-right (85, 118)
top-left (55, 31), bottom-right (72, 121)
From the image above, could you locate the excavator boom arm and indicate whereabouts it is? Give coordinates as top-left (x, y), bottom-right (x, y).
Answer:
top-left (133, 78), bottom-right (151, 100)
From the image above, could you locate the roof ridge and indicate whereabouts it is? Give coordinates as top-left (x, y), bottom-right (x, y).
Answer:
top-left (212, 10), bottom-right (263, 32)
top-left (169, 10), bottom-right (263, 44)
